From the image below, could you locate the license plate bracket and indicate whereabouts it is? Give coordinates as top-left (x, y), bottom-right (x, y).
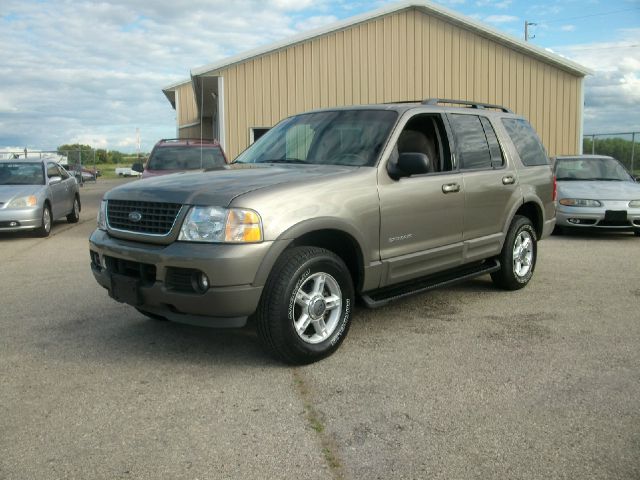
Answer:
top-left (109, 273), bottom-right (141, 305)
top-left (604, 210), bottom-right (627, 222)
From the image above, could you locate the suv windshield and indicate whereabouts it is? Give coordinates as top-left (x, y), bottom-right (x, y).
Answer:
top-left (0, 162), bottom-right (45, 185)
top-left (147, 146), bottom-right (225, 171)
top-left (234, 110), bottom-right (398, 167)
top-left (555, 157), bottom-right (632, 182)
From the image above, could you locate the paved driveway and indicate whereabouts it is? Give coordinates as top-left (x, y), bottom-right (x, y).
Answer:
top-left (1, 179), bottom-right (639, 479)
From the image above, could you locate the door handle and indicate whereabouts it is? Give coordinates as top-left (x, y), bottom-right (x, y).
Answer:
top-left (502, 175), bottom-right (516, 185)
top-left (442, 183), bottom-right (461, 193)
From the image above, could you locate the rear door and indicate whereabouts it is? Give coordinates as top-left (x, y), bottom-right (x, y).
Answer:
top-left (378, 113), bottom-right (464, 286)
top-left (447, 113), bottom-right (521, 262)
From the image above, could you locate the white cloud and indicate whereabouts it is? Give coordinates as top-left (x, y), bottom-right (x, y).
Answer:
top-left (475, 0), bottom-right (512, 8)
top-left (560, 24), bottom-right (575, 32)
top-left (556, 29), bottom-right (640, 133)
top-left (294, 15), bottom-right (339, 31)
top-left (483, 14), bottom-right (519, 24)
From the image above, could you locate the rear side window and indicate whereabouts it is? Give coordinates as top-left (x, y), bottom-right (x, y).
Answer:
top-left (501, 118), bottom-right (548, 166)
top-left (449, 114), bottom-right (503, 170)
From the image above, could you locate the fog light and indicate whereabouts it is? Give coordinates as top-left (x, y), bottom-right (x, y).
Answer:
top-left (9, 221), bottom-right (19, 227)
top-left (568, 218), bottom-right (581, 224)
top-left (194, 272), bottom-right (210, 293)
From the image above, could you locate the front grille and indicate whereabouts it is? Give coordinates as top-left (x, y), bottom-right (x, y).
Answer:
top-left (104, 255), bottom-right (156, 285)
top-left (165, 267), bottom-right (199, 293)
top-left (107, 200), bottom-right (182, 235)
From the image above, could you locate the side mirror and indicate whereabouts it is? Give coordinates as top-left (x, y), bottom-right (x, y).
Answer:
top-left (634, 176), bottom-right (640, 182)
top-left (49, 176), bottom-right (62, 185)
top-left (131, 162), bottom-right (144, 173)
top-left (397, 152), bottom-right (432, 177)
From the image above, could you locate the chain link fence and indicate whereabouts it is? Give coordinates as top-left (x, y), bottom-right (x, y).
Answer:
top-left (583, 132), bottom-right (639, 175)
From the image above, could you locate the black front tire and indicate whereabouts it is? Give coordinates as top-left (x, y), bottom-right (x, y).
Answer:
top-left (66, 197), bottom-right (80, 223)
top-left (257, 246), bottom-right (354, 365)
top-left (491, 215), bottom-right (537, 290)
top-left (35, 204), bottom-right (52, 237)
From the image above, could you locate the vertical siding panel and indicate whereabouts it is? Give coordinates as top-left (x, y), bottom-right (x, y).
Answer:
top-left (278, 51), bottom-right (287, 120)
top-left (323, 36), bottom-right (331, 107)
top-left (269, 54), bottom-right (279, 124)
top-left (376, 19), bottom-right (385, 102)
top-left (262, 57), bottom-right (271, 126)
top-left (421, 14), bottom-right (430, 95)
top-left (509, 51), bottom-right (518, 111)
top-left (487, 42), bottom-right (496, 104)
top-left (522, 56), bottom-right (531, 121)
top-left (414, 12), bottom-right (422, 98)
top-left (295, 45), bottom-right (305, 112)
top-left (399, 11), bottom-right (408, 101)
top-left (542, 64), bottom-right (552, 152)
top-left (359, 24), bottom-right (369, 103)
top-left (536, 62), bottom-right (545, 138)
top-left (443, 22), bottom-right (452, 99)
top-left (528, 59), bottom-right (538, 131)
top-left (549, 68), bottom-right (558, 154)
top-left (568, 78), bottom-right (577, 153)
top-left (286, 48), bottom-right (296, 115)
top-left (236, 64), bottom-right (246, 157)
top-left (223, 69), bottom-right (232, 155)
top-left (406, 9), bottom-right (415, 101)
top-left (328, 34), bottom-right (337, 106)
top-left (336, 31), bottom-right (345, 106)
top-left (245, 61), bottom-right (255, 134)
top-left (496, 45), bottom-right (507, 105)
top-left (367, 22), bottom-right (377, 103)
top-left (437, 20), bottom-right (446, 97)
top-left (429, 17), bottom-right (437, 96)
top-left (303, 42), bottom-right (312, 111)
top-left (515, 53), bottom-right (523, 114)
top-left (391, 13), bottom-right (399, 100)
top-left (344, 29), bottom-right (353, 105)
top-left (459, 28), bottom-right (468, 101)
top-left (451, 25), bottom-right (460, 100)
top-left (481, 38), bottom-right (490, 102)
top-left (352, 24), bottom-right (361, 104)
top-left (311, 39), bottom-right (321, 108)
top-left (474, 36), bottom-right (482, 101)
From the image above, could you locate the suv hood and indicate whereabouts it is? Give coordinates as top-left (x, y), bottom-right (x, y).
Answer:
top-left (105, 163), bottom-right (358, 206)
top-left (557, 180), bottom-right (640, 200)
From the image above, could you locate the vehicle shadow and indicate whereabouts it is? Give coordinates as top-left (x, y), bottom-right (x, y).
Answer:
top-left (43, 308), bottom-right (283, 369)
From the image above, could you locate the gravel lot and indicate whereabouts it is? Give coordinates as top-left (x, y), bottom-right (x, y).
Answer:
top-left (1, 178), bottom-right (639, 479)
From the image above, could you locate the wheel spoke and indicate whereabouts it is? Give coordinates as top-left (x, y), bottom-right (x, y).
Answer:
top-left (312, 318), bottom-right (328, 338)
top-left (324, 294), bottom-right (341, 311)
top-left (295, 313), bottom-right (311, 335)
top-left (312, 274), bottom-right (326, 295)
top-left (295, 290), bottom-right (311, 307)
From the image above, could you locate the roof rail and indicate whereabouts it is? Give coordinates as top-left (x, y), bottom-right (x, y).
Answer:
top-left (422, 98), bottom-right (513, 113)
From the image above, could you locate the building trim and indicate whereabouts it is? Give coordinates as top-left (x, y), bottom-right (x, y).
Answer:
top-left (217, 76), bottom-right (226, 151)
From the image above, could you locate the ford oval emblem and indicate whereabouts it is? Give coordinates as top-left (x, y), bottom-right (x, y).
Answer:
top-left (128, 211), bottom-right (143, 223)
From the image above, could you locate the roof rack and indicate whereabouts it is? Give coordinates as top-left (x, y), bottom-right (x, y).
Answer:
top-left (421, 98), bottom-right (513, 113)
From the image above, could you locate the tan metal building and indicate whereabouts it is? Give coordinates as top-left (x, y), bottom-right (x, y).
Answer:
top-left (163, 0), bottom-right (590, 160)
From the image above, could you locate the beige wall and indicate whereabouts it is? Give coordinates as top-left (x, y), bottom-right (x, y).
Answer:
top-left (196, 7), bottom-right (583, 159)
top-left (176, 83), bottom-right (199, 128)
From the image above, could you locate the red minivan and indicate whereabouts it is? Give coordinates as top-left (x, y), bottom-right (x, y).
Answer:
top-left (134, 139), bottom-right (228, 179)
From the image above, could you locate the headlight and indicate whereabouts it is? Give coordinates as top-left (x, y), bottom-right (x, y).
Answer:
top-left (7, 195), bottom-right (37, 208)
top-left (97, 200), bottom-right (107, 230)
top-left (558, 198), bottom-right (602, 207)
top-left (178, 206), bottom-right (263, 243)
top-left (629, 200), bottom-right (640, 208)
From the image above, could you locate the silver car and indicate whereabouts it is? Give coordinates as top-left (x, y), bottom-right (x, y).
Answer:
top-left (0, 157), bottom-right (81, 237)
top-left (553, 155), bottom-right (640, 235)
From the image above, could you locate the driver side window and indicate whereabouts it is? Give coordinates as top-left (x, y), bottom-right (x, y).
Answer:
top-left (392, 114), bottom-right (453, 175)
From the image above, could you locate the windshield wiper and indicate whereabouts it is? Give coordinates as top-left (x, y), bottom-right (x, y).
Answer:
top-left (258, 158), bottom-right (308, 164)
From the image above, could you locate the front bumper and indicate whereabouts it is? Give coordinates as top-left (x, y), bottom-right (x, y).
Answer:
top-left (556, 201), bottom-right (640, 231)
top-left (0, 206), bottom-right (41, 231)
top-left (89, 229), bottom-right (273, 328)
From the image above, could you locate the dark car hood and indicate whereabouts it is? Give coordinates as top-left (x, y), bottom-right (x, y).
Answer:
top-left (105, 163), bottom-right (358, 206)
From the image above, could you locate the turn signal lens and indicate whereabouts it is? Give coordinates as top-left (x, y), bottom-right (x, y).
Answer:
top-left (629, 200), bottom-right (640, 208)
top-left (225, 209), bottom-right (263, 242)
top-left (558, 198), bottom-right (602, 207)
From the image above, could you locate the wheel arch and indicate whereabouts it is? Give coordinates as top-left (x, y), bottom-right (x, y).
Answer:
top-left (254, 219), bottom-right (368, 292)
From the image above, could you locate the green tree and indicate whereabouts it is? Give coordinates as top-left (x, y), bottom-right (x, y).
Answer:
top-left (57, 144), bottom-right (93, 165)
top-left (582, 137), bottom-right (638, 172)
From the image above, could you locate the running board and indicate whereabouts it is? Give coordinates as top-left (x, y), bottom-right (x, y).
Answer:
top-left (361, 259), bottom-right (501, 308)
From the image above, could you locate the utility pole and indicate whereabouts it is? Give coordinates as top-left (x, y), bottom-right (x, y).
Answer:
top-left (524, 20), bottom-right (537, 42)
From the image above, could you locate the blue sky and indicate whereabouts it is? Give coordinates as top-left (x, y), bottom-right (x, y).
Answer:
top-left (0, 0), bottom-right (638, 153)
